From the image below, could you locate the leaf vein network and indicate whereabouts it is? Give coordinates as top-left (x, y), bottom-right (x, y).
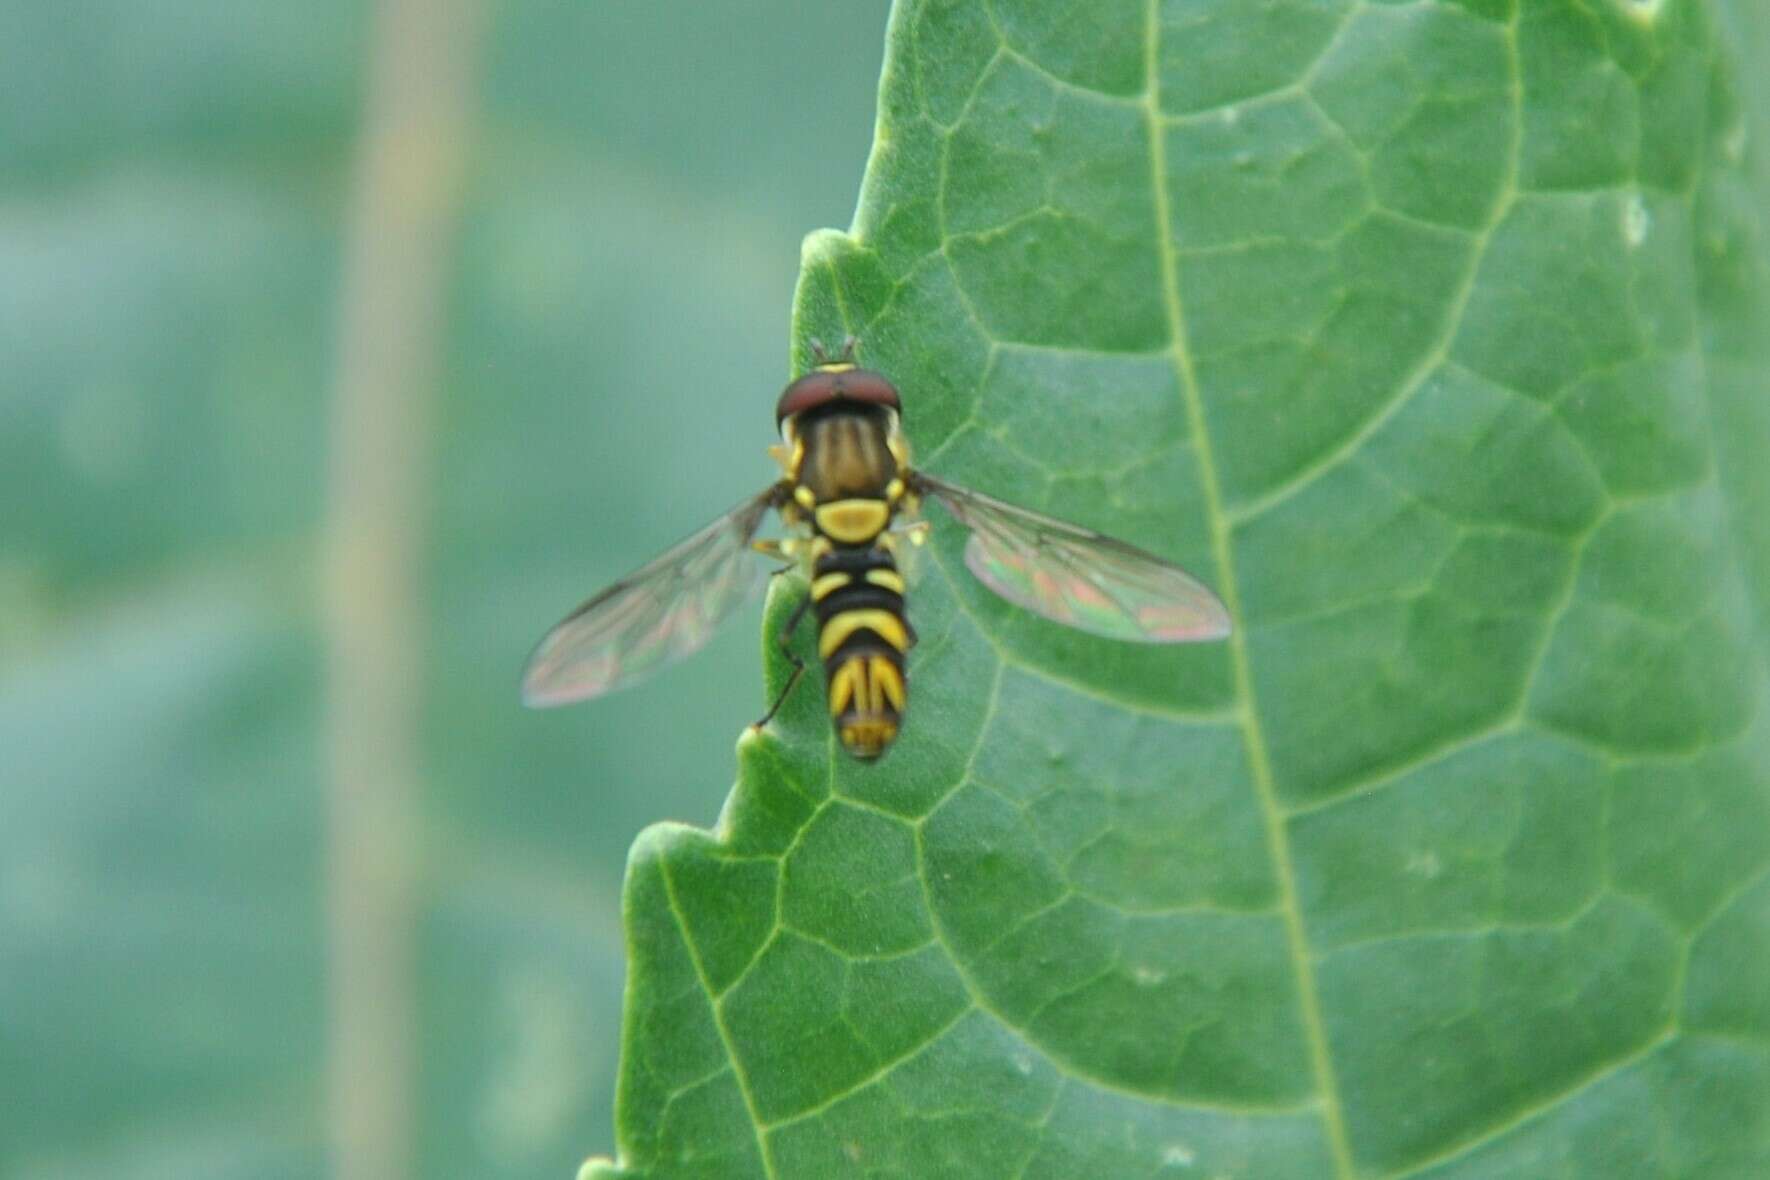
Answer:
top-left (657, 852), bottom-right (779, 1177)
top-left (1227, 13), bottom-right (1527, 528)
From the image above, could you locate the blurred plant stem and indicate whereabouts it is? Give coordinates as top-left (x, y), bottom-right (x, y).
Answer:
top-left (322, 2), bottom-right (482, 1177)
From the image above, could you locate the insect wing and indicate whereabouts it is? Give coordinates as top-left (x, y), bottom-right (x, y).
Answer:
top-left (913, 473), bottom-right (1231, 643)
top-left (522, 489), bottom-right (778, 706)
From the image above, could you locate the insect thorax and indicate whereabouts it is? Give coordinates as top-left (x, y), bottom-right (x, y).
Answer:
top-left (777, 403), bottom-right (911, 550)
top-left (794, 404), bottom-right (900, 502)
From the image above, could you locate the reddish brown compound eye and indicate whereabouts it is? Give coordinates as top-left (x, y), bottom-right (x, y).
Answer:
top-left (775, 368), bottom-right (902, 426)
top-left (776, 370), bottom-right (839, 424)
top-left (838, 369), bottom-right (902, 414)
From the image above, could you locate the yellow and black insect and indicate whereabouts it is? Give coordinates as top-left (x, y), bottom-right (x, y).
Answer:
top-left (522, 339), bottom-right (1232, 760)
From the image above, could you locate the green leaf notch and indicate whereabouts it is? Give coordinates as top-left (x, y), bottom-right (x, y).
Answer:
top-left (583, 1), bottom-right (1770, 1176)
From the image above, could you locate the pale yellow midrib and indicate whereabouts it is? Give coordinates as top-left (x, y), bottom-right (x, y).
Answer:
top-left (1140, 1), bottom-right (1355, 1174)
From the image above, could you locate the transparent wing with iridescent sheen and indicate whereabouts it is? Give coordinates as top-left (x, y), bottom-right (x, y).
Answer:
top-left (913, 472), bottom-right (1232, 643)
top-left (521, 488), bottom-right (780, 706)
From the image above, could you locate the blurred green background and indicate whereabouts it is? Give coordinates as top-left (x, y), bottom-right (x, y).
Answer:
top-left (0, 2), bottom-right (883, 1177)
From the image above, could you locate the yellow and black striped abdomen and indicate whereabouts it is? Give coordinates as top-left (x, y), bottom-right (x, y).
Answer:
top-left (811, 545), bottom-right (913, 760)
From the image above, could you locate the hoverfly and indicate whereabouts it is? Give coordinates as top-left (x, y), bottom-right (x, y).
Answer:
top-left (522, 339), bottom-right (1232, 760)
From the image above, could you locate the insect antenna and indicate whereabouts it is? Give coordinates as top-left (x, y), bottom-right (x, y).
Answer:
top-left (806, 336), bottom-right (861, 366)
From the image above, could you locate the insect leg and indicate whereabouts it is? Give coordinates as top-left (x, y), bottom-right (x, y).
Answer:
top-left (893, 521), bottom-right (931, 546)
top-left (754, 536), bottom-right (815, 562)
top-left (752, 590), bottom-right (812, 731)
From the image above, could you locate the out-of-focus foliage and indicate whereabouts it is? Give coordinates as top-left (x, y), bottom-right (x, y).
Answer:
top-left (0, 3), bottom-right (881, 1178)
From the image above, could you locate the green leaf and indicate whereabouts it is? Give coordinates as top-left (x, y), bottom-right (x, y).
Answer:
top-left (587, 1), bottom-right (1770, 1176)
